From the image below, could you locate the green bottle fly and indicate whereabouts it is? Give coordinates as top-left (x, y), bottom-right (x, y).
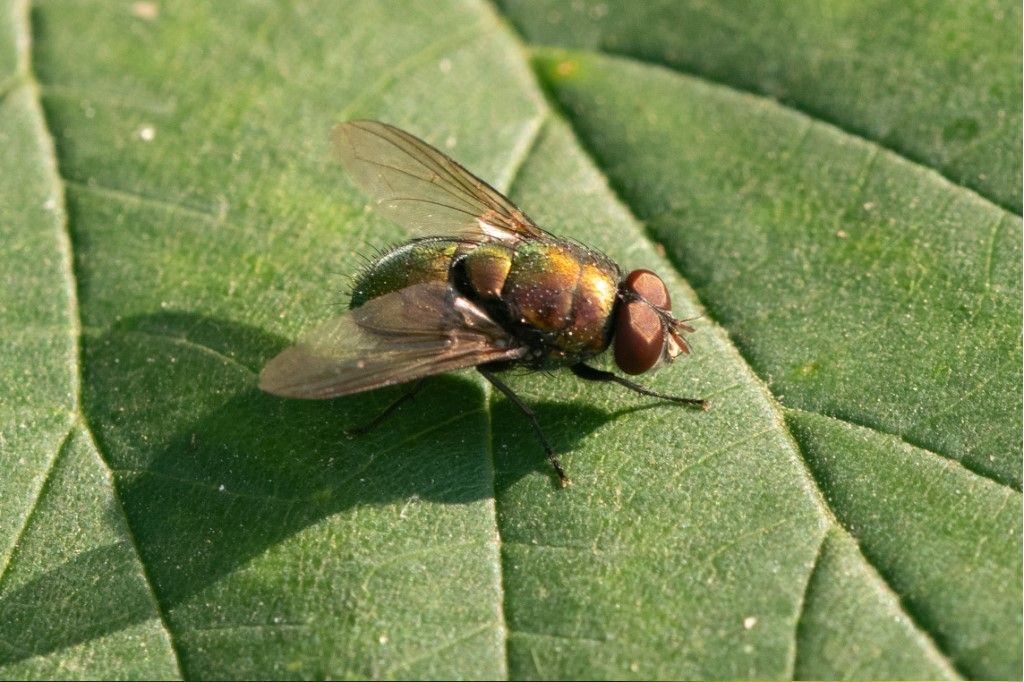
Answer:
top-left (260, 121), bottom-right (707, 487)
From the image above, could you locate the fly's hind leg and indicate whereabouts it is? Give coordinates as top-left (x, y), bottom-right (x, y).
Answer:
top-left (344, 379), bottom-right (425, 437)
top-left (478, 367), bottom-right (569, 488)
top-left (571, 363), bottom-right (708, 410)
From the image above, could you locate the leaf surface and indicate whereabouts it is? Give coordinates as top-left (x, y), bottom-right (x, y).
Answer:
top-left (1, 1), bottom-right (1019, 679)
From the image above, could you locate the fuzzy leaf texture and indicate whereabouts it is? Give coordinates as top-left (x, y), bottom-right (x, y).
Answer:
top-left (1, 1), bottom-right (1020, 679)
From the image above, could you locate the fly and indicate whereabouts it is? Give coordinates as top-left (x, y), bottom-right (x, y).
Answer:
top-left (260, 120), bottom-right (708, 487)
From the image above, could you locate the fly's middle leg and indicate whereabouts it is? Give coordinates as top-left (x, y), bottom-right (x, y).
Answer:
top-left (344, 379), bottom-right (426, 437)
top-left (478, 367), bottom-right (569, 488)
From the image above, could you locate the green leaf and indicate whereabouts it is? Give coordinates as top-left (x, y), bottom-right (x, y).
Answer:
top-left (1, 1), bottom-right (1019, 680)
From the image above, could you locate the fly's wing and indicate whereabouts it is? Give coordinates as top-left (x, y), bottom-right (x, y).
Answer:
top-left (334, 120), bottom-right (551, 244)
top-left (259, 282), bottom-right (526, 399)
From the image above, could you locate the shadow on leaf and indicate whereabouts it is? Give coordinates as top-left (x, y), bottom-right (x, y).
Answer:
top-left (0, 311), bottom-right (625, 665)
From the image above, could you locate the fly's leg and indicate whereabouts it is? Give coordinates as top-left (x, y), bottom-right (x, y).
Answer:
top-left (344, 379), bottom-right (425, 437)
top-left (571, 363), bottom-right (709, 411)
top-left (478, 367), bottom-right (569, 488)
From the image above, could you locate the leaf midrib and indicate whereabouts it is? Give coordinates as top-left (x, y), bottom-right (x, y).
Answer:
top-left (7, 0), bottom-right (185, 676)
top-left (493, 11), bottom-right (1021, 217)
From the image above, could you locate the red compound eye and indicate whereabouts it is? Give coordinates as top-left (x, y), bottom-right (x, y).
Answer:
top-left (614, 300), bottom-right (663, 374)
top-left (623, 269), bottom-right (670, 310)
top-left (613, 270), bottom-right (672, 375)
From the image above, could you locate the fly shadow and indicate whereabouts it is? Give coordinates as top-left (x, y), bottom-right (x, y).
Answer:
top-left (0, 310), bottom-right (643, 666)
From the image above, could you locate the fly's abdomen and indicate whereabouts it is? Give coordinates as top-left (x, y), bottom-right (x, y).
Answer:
top-left (350, 239), bottom-right (459, 308)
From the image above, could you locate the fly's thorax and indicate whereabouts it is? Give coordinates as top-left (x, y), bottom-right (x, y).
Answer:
top-left (571, 261), bottom-right (619, 352)
top-left (502, 240), bottom-right (619, 363)
top-left (350, 239), bottom-right (459, 308)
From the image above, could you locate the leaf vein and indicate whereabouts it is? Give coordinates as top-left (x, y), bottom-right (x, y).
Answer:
top-left (19, 0), bottom-right (185, 674)
top-left (516, 39), bottom-right (1019, 216)
top-left (784, 406), bottom-right (1019, 493)
top-left (0, 423), bottom-right (74, 595)
top-left (384, 623), bottom-right (496, 676)
top-left (180, 621), bottom-right (310, 635)
top-left (64, 177), bottom-right (227, 223)
top-left (338, 22), bottom-right (488, 122)
top-left (982, 212), bottom-right (1005, 292)
top-left (0, 72), bottom-right (25, 107)
top-left (789, 529), bottom-right (827, 678)
top-left (779, 419), bottom-right (971, 679)
top-left (507, 627), bottom-right (608, 645)
top-left (116, 328), bottom-right (258, 376)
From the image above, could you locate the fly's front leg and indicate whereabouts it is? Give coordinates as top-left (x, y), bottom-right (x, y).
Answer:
top-left (478, 367), bottom-right (569, 488)
top-left (344, 379), bottom-right (425, 437)
top-left (571, 363), bottom-right (708, 411)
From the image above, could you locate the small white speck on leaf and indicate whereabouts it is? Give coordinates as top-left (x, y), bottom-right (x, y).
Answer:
top-left (218, 484), bottom-right (226, 492)
top-left (743, 616), bottom-right (757, 629)
top-left (438, 58), bottom-right (452, 74)
top-left (139, 125), bottom-right (156, 141)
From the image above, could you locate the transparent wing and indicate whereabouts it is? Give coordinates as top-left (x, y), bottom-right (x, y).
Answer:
top-left (259, 282), bottom-right (526, 399)
top-left (334, 120), bottom-right (549, 243)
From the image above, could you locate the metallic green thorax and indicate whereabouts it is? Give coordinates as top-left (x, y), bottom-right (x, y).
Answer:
top-left (351, 237), bottom-right (621, 368)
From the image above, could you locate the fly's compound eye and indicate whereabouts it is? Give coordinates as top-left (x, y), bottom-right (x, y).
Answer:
top-left (613, 269), bottom-right (673, 375)
top-left (614, 298), bottom-right (664, 374)
top-left (623, 269), bottom-right (670, 309)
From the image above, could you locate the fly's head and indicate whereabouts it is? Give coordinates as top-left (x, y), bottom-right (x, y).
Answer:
top-left (613, 269), bottom-right (697, 375)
